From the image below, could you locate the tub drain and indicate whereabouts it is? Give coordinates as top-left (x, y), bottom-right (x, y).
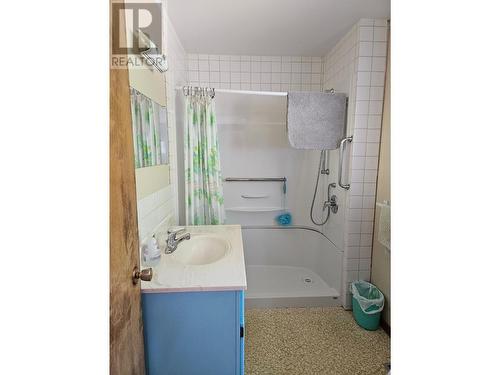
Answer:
top-left (303, 277), bottom-right (313, 284)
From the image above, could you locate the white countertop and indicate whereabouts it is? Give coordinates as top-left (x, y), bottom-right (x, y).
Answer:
top-left (141, 224), bottom-right (247, 293)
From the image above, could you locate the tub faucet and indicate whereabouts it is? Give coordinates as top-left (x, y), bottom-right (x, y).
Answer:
top-left (166, 227), bottom-right (191, 254)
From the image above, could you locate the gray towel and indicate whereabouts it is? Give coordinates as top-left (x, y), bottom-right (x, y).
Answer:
top-left (287, 92), bottom-right (347, 150)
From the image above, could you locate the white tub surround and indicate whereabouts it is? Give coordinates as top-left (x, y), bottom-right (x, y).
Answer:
top-left (141, 224), bottom-right (247, 293)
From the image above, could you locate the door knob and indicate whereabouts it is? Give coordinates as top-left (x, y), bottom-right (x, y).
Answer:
top-left (132, 267), bottom-right (153, 284)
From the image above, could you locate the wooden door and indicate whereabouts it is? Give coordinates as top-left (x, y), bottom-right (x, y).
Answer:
top-left (110, 0), bottom-right (145, 373)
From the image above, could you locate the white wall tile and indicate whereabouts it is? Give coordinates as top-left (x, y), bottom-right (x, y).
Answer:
top-left (363, 169), bottom-right (378, 183)
top-left (188, 59), bottom-right (198, 71)
top-left (359, 270), bottom-right (371, 281)
top-left (220, 60), bottom-right (230, 71)
top-left (199, 71), bottom-right (209, 82)
top-left (360, 246), bottom-right (372, 258)
top-left (220, 71), bottom-right (230, 83)
top-left (189, 71), bottom-right (199, 82)
top-left (351, 156), bottom-right (365, 170)
top-left (312, 62), bottom-right (322, 73)
top-left (241, 72), bottom-right (251, 83)
top-left (251, 61), bottom-right (261, 72)
top-left (347, 233), bottom-right (361, 246)
top-left (360, 233), bottom-right (373, 247)
top-left (349, 209), bottom-right (363, 221)
top-left (362, 195), bottom-right (376, 208)
top-left (359, 27), bottom-right (374, 41)
top-left (361, 221), bottom-right (374, 234)
top-left (357, 71), bottom-right (371, 86)
top-left (374, 27), bottom-right (387, 42)
top-left (209, 71), bottom-right (220, 82)
top-left (355, 101), bottom-right (369, 115)
top-left (352, 141), bottom-right (366, 156)
top-left (370, 72), bottom-right (385, 86)
top-left (372, 57), bottom-right (386, 72)
top-left (357, 57), bottom-right (372, 72)
top-left (209, 60), bottom-right (219, 71)
top-left (348, 220), bottom-right (361, 234)
top-left (366, 129), bottom-right (381, 143)
top-left (230, 61), bottom-right (240, 71)
top-left (350, 169), bottom-right (365, 183)
top-left (241, 61), bottom-right (251, 72)
top-left (365, 156), bottom-right (379, 170)
top-left (373, 42), bottom-right (387, 57)
top-left (369, 86), bottom-right (384, 101)
top-left (346, 246), bottom-right (360, 259)
top-left (358, 42), bottom-right (373, 56)
top-left (251, 72), bottom-right (261, 83)
top-left (198, 59), bottom-right (209, 71)
top-left (354, 115), bottom-right (368, 129)
top-left (260, 72), bottom-right (271, 83)
top-left (357, 86), bottom-right (370, 100)
top-left (359, 259), bottom-right (371, 271)
top-left (363, 183), bottom-right (377, 196)
top-left (347, 258), bottom-right (360, 271)
top-left (354, 128), bottom-right (367, 142)
top-left (349, 195), bottom-right (363, 208)
top-left (350, 182), bottom-right (364, 195)
top-left (230, 72), bottom-right (241, 83)
top-left (369, 100), bottom-right (383, 115)
top-left (291, 62), bottom-right (301, 73)
top-left (368, 115), bottom-right (382, 129)
top-left (271, 61), bottom-right (281, 72)
top-left (261, 61), bottom-right (272, 72)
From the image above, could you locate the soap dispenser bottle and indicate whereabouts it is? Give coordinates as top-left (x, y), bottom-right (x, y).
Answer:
top-left (142, 234), bottom-right (161, 266)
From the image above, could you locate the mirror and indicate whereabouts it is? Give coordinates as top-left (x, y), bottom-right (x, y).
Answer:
top-left (128, 84), bottom-right (177, 249)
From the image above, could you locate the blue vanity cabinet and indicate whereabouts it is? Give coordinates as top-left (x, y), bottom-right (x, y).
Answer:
top-left (141, 290), bottom-right (245, 375)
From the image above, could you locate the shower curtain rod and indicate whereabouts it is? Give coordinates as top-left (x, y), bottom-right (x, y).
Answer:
top-left (216, 89), bottom-right (287, 97)
top-left (176, 86), bottom-right (287, 97)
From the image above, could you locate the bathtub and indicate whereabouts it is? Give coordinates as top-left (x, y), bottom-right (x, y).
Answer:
top-left (242, 226), bottom-right (343, 308)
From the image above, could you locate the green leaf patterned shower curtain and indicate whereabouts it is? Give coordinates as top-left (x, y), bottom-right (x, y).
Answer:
top-left (184, 94), bottom-right (225, 225)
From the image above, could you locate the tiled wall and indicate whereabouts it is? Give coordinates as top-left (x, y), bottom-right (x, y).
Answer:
top-left (137, 185), bottom-right (176, 241)
top-left (186, 54), bottom-right (323, 92)
top-left (323, 18), bottom-right (388, 308)
top-left (136, 13), bottom-right (188, 243)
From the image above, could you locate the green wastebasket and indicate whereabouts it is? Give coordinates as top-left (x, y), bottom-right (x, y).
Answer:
top-left (351, 281), bottom-right (385, 331)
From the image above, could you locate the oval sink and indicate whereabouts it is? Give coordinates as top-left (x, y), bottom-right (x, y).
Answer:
top-left (171, 235), bottom-right (230, 265)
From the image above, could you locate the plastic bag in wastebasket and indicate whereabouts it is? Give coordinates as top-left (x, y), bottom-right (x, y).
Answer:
top-left (351, 281), bottom-right (384, 314)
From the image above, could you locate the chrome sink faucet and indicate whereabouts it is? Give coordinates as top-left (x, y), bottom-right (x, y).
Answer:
top-left (166, 227), bottom-right (191, 254)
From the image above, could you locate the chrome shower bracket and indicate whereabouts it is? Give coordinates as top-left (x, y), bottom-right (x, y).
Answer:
top-left (320, 150), bottom-right (330, 175)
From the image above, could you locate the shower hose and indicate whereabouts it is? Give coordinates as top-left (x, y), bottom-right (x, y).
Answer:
top-left (310, 150), bottom-right (330, 226)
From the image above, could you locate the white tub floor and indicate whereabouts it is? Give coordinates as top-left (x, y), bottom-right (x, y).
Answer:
top-left (245, 265), bottom-right (340, 308)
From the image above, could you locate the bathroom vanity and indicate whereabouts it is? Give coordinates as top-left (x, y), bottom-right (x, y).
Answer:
top-left (141, 225), bottom-right (247, 375)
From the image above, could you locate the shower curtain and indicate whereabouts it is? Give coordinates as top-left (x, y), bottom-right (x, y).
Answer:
top-left (184, 93), bottom-right (225, 225)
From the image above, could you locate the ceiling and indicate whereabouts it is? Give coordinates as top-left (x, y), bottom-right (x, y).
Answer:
top-left (168, 0), bottom-right (390, 56)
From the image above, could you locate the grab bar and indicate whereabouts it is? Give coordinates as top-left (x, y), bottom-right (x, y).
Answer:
top-left (224, 177), bottom-right (286, 182)
top-left (241, 194), bottom-right (270, 199)
top-left (338, 136), bottom-right (353, 190)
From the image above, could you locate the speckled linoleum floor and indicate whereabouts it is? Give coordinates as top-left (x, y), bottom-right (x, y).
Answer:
top-left (245, 307), bottom-right (390, 375)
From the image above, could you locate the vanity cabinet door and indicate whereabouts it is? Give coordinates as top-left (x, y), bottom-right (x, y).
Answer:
top-left (239, 291), bottom-right (245, 375)
top-left (142, 290), bottom-right (244, 375)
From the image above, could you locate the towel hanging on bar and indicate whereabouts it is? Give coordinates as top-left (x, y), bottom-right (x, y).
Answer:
top-left (286, 92), bottom-right (347, 150)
